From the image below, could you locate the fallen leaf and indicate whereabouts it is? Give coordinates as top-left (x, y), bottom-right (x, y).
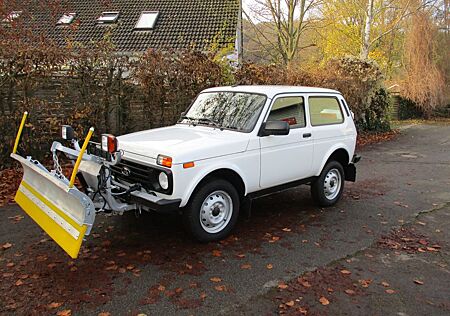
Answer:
top-left (285, 300), bottom-right (295, 307)
top-left (298, 278), bottom-right (311, 288)
top-left (298, 306), bottom-right (308, 314)
top-left (15, 280), bottom-right (23, 286)
top-left (236, 254), bottom-right (246, 258)
top-left (359, 279), bottom-right (372, 288)
top-left (266, 264), bottom-right (273, 270)
top-left (200, 292), bottom-right (207, 300)
top-left (210, 277), bottom-right (222, 283)
top-left (57, 310), bottom-right (72, 316)
top-left (345, 289), bottom-right (355, 295)
top-left (385, 289), bottom-right (395, 294)
top-left (158, 285), bottom-right (166, 291)
top-left (418, 239), bottom-right (428, 245)
top-left (426, 247), bottom-right (438, 252)
top-left (48, 302), bottom-right (62, 309)
top-left (381, 281), bottom-right (390, 287)
top-left (214, 285), bottom-right (227, 292)
top-left (278, 283), bottom-right (288, 289)
top-left (269, 236), bottom-right (280, 243)
top-left (414, 280), bottom-right (424, 285)
top-left (2, 243), bottom-right (12, 250)
top-left (118, 268), bottom-right (126, 273)
top-left (319, 296), bottom-right (330, 305)
top-left (241, 264), bottom-right (251, 270)
top-left (212, 250), bottom-right (222, 257)
top-left (282, 228), bottom-right (292, 232)
top-left (6, 262), bottom-right (14, 268)
top-left (340, 269), bottom-right (351, 275)
top-left (98, 313), bottom-right (111, 316)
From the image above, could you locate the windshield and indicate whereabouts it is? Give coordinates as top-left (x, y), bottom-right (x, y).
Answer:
top-left (180, 92), bottom-right (268, 133)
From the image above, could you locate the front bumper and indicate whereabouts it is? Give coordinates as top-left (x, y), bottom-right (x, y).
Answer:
top-left (128, 190), bottom-right (181, 213)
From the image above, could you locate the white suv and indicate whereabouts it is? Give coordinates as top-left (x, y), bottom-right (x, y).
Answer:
top-left (12, 85), bottom-right (360, 255)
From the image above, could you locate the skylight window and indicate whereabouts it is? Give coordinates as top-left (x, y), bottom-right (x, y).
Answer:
top-left (97, 11), bottom-right (120, 24)
top-left (57, 13), bottom-right (76, 25)
top-left (135, 11), bottom-right (159, 30)
top-left (3, 11), bottom-right (22, 23)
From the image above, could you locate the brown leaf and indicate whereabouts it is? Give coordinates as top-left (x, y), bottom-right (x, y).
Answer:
top-left (426, 247), bottom-right (439, 252)
top-left (6, 262), bottom-right (14, 267)
top-left (200, 292), bottom-right (207, 300)
top-left (414, 279), bottom-right (424, 285)
top-left (278, 283), bottom-right (288, 289)
top-left (285, 300), bottom-right (295, 307)
top-left (98, 313), bottom-right (111, 316)
top-left (48, 302), bottom-right (62, 309)
top-left (381, 281), bottom-right (390, 287)
top-left (214, 285), bottom-right (227, 292)
top-left (340, 269), bottom-right (351, 275)
top-left (266, 264), bottom-right (273, 270)
top-left (212, 250), bottom-right (222, 257)
top-left (236, 253), bottom-right (246, 258)
top-left (15, 280), bottom-right (23, 286)
top-left (359, 279), bottom-right (372, 288)
top-left (345, 289), bottom-right (355, 295)
top-left (385, 289), bottom-right (395, 294)
top-left (57, 310), bottom-right (72, 316)
top-left (2, 243), bottom-right (12, 250)
top-left (269, 236), bottom-right (280, 243)
top-left (298, 306), bottom-right (308, 314)
top-left (298, 278), bottom-right (311, 288)
top-left (282, 228), bottom-right (292, 232)
top-left (210, 277), bottom-right (222, 283)
top-left (240, 264), bottom-right (251, 270)
top-left (319, 296), bottom-right (330, 305)
top-left (157, 285), bottom-right (166, 291)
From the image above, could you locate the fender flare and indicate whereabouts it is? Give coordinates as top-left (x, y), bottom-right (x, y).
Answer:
top-left (316, 143), bottom-right (352, 176)
top-left (180, 164), bottom-right (248, 207)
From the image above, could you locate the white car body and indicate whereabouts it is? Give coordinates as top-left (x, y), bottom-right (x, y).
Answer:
top-left (116, 85), bottom-right (358, 208)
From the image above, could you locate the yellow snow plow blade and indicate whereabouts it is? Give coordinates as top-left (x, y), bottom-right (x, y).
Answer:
top-left (10, 114), bottom-right (96, 258)
top-left (11, 154), bottom-right (96, 259)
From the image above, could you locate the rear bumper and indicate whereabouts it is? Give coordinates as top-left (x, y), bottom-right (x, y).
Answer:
top-left (345, 154), bottom-right (361, 182)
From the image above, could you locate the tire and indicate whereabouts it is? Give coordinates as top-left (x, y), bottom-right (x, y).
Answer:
top-left (183, 178), bottom-right (240, 242)
top-left (311, 160), bottom-right (345, 207)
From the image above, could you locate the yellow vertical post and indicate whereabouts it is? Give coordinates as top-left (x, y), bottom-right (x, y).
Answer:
top-left (12, 112), bottom-right (28, 154)
top-left (69, 127), bottom-right (94, 189)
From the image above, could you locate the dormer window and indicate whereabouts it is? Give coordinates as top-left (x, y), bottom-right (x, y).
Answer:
top-left (2, 11), bottom-right (22, 23)
top-left (57, 13), bottom-right (76, 25)
top-left (97, 11), bottom-right (119, 24)
top-left (135, 11), bottom-right (159, 30)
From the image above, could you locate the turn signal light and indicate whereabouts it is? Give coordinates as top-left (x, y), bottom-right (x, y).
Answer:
top-left (157, 155), bottom-right (172, 168)
top-left (183, 162), bottom-right (195, 169)
top-left (101, 134), bottom-right (117, 153)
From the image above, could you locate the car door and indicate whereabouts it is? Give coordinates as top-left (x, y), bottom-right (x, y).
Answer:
top-left (259, 94), bottom-right (314, 188)
top-left (306, 94), bottom-right (348, 173)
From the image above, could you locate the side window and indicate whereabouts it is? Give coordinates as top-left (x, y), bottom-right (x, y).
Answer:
top-left (267, 96), bottom-right (306, 129)
top-left (308, 97), bottom-right (344, 126)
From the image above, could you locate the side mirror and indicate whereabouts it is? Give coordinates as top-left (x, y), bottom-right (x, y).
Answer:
top-left (261, 121), bottom-right (290, 136)
top-left (61, 125), bottom-right (75, 140)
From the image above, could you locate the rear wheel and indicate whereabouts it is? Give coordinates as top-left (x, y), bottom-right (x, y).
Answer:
top-left (183, 178), bottom-right (240, 242)
top-left (311, 161), bottom-right (345, 207)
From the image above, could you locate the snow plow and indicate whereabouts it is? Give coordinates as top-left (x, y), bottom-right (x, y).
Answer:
top-left (11, 112), bottom-right (96, 258)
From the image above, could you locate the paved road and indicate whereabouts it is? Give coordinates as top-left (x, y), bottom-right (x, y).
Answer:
top-left (1, 124), bottom-right (449, 315)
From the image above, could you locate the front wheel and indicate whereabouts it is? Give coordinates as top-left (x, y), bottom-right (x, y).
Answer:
top-left (311, 161), bottom-right (345, 207)
top-left (183, 178), bottom-right (240, 242)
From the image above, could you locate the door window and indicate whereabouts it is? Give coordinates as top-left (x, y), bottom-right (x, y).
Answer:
top-left (267, 96), bottom-right (305, 129)
top-left (308, 97), bottom-right (344, 126)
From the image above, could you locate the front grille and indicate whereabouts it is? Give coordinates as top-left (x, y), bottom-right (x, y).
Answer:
top-left (110, 159), bottom-right (173, 194)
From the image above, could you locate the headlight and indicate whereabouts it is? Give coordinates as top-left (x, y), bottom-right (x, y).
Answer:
top-left (158, 172), bottom-right (169, 190)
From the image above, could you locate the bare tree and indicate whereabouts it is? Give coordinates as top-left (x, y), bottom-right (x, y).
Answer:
top-left (245, 0), bottom-right (320, 65)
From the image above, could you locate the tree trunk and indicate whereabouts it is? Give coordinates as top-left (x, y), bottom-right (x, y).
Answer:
top-left (361, 0), bottom-right (374, 59)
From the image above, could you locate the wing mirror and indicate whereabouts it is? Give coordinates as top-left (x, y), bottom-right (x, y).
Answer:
top-left (260, 121), bottom-right (290, 136)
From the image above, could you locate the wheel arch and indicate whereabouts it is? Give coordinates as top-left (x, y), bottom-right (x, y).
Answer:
top-left (181, 167), bottom-right (247, 207)
top-left (317, 146), bottom-right (351, 176)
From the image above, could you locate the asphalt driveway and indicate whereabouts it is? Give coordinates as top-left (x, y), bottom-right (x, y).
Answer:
top-left (1, 123), bottom-right (449, 315)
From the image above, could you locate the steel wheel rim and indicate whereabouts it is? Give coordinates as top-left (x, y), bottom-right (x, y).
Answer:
top-left (200, 190), bottom-right (233, 234)
top-left (323, 168), bottom-right (342, 200)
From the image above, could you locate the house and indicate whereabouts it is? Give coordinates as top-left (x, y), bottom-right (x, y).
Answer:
top-left (2, 0), bottom-right (243, 62)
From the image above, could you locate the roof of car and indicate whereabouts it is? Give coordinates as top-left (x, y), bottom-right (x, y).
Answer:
top-left (203, 85), bottom-right (341, 98)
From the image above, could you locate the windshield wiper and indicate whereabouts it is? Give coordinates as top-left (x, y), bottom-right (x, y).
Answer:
top-left (196, 118), bottom-right (222, 129)
top-left (178, 116), bottom-right (198, 125)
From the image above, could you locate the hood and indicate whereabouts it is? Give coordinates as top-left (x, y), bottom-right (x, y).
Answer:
top-left (117, 125), bottom-right (250, 164)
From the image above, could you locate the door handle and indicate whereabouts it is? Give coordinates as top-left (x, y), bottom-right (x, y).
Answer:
top-left (303, 133), bottom-right (312, 138)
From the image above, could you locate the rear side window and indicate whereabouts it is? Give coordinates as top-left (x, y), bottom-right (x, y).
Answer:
top-left (308, 97), bottom-right (344, 126)
top-left (267, 96), bottom-right (306, 129)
